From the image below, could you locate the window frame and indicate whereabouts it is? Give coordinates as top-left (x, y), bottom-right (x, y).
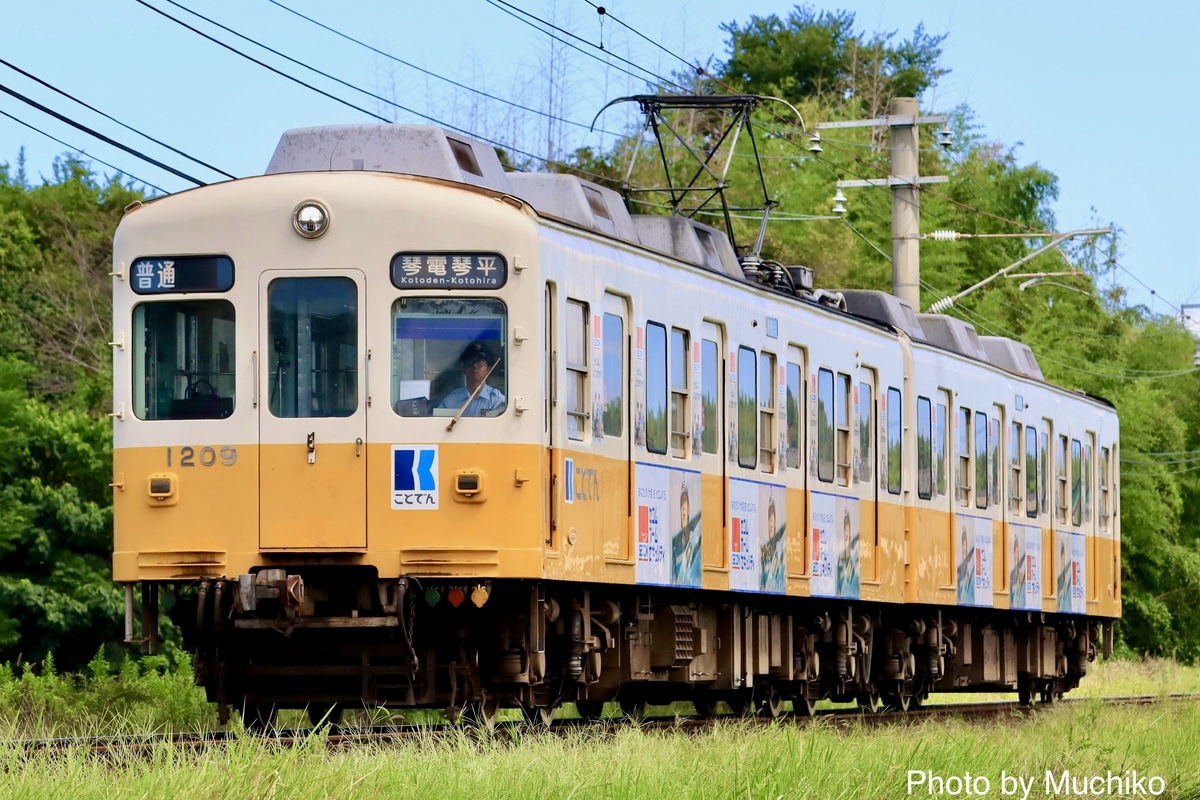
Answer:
top-left (564, 299), bottom-right (589, 440)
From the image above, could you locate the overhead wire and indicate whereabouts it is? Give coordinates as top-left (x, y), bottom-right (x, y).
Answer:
top-left (0, 107), bottom-right (167, 194)
top-left (263, 0), bottom-right (627, 140)
top-left (485, 0), bottom-right (685, 91)
top-left (0, 79), bottom-right (206, 186)
top-left (0, 57), bottom-right (235, 180)
top-left (134, 0), bottom-right (616, 182)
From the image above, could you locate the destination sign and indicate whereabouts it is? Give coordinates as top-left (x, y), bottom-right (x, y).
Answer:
top-left (130, 256), bottom-right (235, 295)
top-left (390, 252), bottom-right (507, 289)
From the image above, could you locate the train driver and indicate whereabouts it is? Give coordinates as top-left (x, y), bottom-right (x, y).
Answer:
top-left (437, 341), bottom-right (506, 416)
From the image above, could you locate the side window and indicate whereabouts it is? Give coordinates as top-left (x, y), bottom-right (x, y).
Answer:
top-left (1009, 422), bottom-right (1022, 513)
top-left (957, 408), bottom-right (971, 507)
top-left (1099, 446), bottom-right (1110, 532)
top-left (601, 312), bottom-right (624, 437)
top-left (670, 328), bottom-right (690, 457)
top-left (786, 362), bottom-right (803, 469)
top-left (990, 407), bottom-right (1001, 509)
top-left (645, 322), bottom-right (667, 454)
top-left (974, 411), bottom-right (988, 510)
top-left (1083, 437), bottom-right (1094, 524)
top-left (860, 382), bottom-right (874, 484)
top-left (759, 352), bottom-right (777, 472)
top-left (1071, 438), bottom-right (1083, 526)
top-left (737, 346), bottom-right (757, 468)
top-left (835, 373), bottom-right (851, 485)
top-left (701, 338), bottom-right (719, 455)
top-left (935, 400), bottom-right (948, 497)
top-left (817, 368), bottom-right (834, 483)
top-left (917, 395), bottom-right (932, 500)
top-left (133, 300), bottom-right (236, 420)
top-left (1056, 434), bottom-right (1068, 524)
top-left (1040, 429), bottom-right (1050, 515)
top-left (886, 387), bottom-right (902, 495)
top-left (565, 300), bottom-right (588, 440)
top-left (1025, 425), bottom-right (1039, 518)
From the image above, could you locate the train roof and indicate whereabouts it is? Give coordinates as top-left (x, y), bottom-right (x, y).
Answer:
top-left (259, 123), bottom-right (1083, 393)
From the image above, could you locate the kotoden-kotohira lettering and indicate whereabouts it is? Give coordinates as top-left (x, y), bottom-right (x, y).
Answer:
top-left (906, 770), bottom-right (1166, 798)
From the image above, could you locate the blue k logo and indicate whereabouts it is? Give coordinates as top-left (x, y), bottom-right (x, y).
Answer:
top-left (392, 445), bottom-right (439, 509)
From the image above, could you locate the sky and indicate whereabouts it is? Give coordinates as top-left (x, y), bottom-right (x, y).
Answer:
top-left (2, 0), bottom-right (1196, 320)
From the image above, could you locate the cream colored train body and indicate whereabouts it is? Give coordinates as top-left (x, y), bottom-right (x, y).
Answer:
top-left (112, 124), bottom-right (1119, 723)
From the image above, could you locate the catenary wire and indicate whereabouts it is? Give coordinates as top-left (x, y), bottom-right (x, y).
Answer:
top-left (0, 107), bottom-right (167, 194)
top-left (0, 57), bottom-right (235, 180)
top-left (0, 80), bottom-right (205, 186)
top-left (134, 0), bottom-right (615, 181)
top-left (263, 0), bottom-right (627, 139)
top-left (484, 0), bottom-right (686, 91)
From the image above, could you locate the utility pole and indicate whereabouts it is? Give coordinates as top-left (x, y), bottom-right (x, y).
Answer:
top-left (816, 98), bottom-right (947, 309)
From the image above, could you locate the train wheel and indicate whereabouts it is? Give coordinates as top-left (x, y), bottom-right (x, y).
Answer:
top-left (520, 703), bottom-right (555, 728)
top-left (858, 693), bottom-right (883, 714)
top-left (796, 697), bottom-right (819, 717)
top-left (461, 697), bottom-right (500, 730)
top-left (575, 701), bottom-right (605, 721)
top-left (693, 698), bottom-right (716, 718)
top-left (725, 691), bottom-right (751, 717)
top-left (881, 694), bottom-right (912, 712)
top-left (619, 698), bottom-right (646, 719)
top-left (756, 685), bottom-right (784, 718)
top-left (307, 703), bottom-right (344, 727)
top-left (242, 703), bottom-right (277, 733)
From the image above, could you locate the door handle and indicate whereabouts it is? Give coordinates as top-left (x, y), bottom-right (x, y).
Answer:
top-left (356, 438), bottom-right (363, 457)
top-left (307, 432), bottom-right (316, 464)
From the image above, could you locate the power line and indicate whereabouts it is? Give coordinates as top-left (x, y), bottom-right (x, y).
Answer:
top-left (582, 1), bottom-right (704, 79)
top-left (133, 0), bottom-right (390, 123)
top-left (0, 107), bottom-right (166, 193)
top-left (135, 0), bottom-right (618, 182)
top-left (264, 0), bottom-right (626, 139)
top-left (0, 79), bottom-right (205, 186)
top-left (484, 0), bottom-right (685, 91)
top-left (0, 57), bottom-right (234, 180)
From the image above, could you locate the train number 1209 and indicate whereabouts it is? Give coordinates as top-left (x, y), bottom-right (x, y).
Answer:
top-left (166, 446), bottom-right (238, 467)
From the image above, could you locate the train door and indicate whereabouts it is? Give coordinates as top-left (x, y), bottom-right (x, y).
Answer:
top-left (259, 271), bottom-right (367, 550)
top-left (599, 293), bottom-right (631, 561)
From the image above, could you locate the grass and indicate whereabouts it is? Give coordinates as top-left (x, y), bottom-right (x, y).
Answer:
top-left (1, 701), bottom-right (1198, 799)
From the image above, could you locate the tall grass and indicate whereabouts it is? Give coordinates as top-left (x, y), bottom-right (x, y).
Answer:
top-left (2, 701), bottom-right (1199, 799)
top-left (0, 651), bottom-right (1198, 738)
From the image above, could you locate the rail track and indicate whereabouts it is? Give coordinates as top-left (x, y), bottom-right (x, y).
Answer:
top-left (13, 694), bottom-right (1195, 755)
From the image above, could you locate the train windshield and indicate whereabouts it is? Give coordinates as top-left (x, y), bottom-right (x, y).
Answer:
top-left (132, 300), bottom-right (236, 420)
top-left (391, 298), bottom-right (507, 418)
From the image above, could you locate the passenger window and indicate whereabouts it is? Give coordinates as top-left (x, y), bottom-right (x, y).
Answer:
top-left (1009, 422), bottom-right (1022, 513)
top-left (391, 297), bottom-right (506, 418)
top-left (759, 352), bottom-right (777, 472)
top-left (1099, 447), bottom-right (1110, 531)
top-left (935, 400), bottom-right (948, 497)
top-left (565, 300), bottom-right (589, 440)
top-left (133, 300), bottom-right (236, 420)
top-left (671, 328), bottom-right (690, 457)
top-left (601, 312), bottom-right (624, 437)
top-left (1083, 437), bottom-right (1094, 524)
top-left (737, 346), bottom-right (757, 469)
top-left (957, 408), bottom-right (971, 507)
top-left (860, 382), bottom-right (875, 484)
top-left (1071, 438), bottom-right (1083, 526)
top-left (701, 339), bottom-right (719, 454)
top-left (835, 373), bottom-right (851, 485)
top-left (817, 368), bottom-right (834, 483)
top-left (886, 387), bottom-right (902, 495)
top-left (786, 363), bottom-right (802, 469)
top-left (974, 412), bottom-right (988, 510)
top-left (1025, 425), bottom-right (1039, 518)
top-left (1057, 434), bottom-right (1068, 524)
top-left (646, 323), bottom-right (667, 454)
top-left (917, 396), bottom-right (932, 500)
